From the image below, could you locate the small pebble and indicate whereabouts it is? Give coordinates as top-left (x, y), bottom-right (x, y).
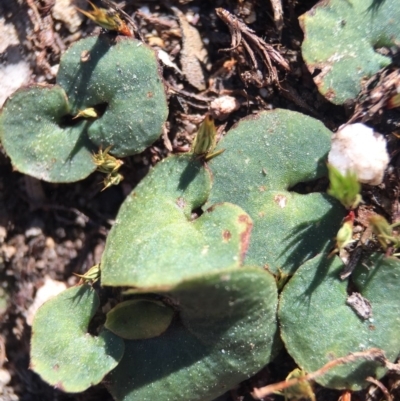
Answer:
top-left (45, 237), bottom-right (55, 249)
top-left (25, 227), bottom-right (42, 238)
top-left (25, 276), bottom-right (66, 326)
top-left (0, 227), bottom-right (6, 244)
top-left (0, 368), bottom-right (11, 386)
top-left (210, 96), bottom-right (240, 120)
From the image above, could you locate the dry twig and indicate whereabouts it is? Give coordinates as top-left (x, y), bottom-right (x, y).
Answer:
top-left (251, 348), bottom-right (397, 400)
top-left (216, 7), bottom-right (289, 87)
top-left (349, 68), bottom-right (400, 123)
top-left (366, 377), bottom-right (393, 401)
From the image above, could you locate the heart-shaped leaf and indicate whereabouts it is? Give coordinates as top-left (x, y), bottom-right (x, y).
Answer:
top-left (100, 153), bottom-right (279, 400)
top-left (207, 109), bottom-right (345, 274)
top-left (107, 268), bottom-right (279, 401)
top-left (0, 35), bottom-right (168, 182)
top-left (0, 85), bottom-right (96, 182)
top-left (101, 154), bottom-right (253, 287)
top-left (57, 35), bottom-right (168, 157)
top-left (279, 253), bottom-right (400, 390)
top-left (30, 285), bottom-right (124, 392)
top-left (300, 0), bottom-right (400, 104)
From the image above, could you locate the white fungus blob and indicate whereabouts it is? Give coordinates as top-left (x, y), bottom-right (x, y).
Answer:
top-left (328, 123), bottom-right (389, 186)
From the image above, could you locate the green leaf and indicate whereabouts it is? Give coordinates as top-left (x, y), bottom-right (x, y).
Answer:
top-left (0, 85), bottom-right (96, 182)
top-left (30, 286), bottom-right (124, 393)
top-left (107, 268), bottom-right (279, 401)
top-left (101, 154), bottom-right (253, 287)
top-left (207, 109), bottom-right (345, 274)
top-left (100, 153), bottom-right (279, 400)
top-left (57, 35), bottom-right (168, 157)
top-left (300, 0), bottom-right (400, 104)
top-left (0, 35), bottom-right (168, 182)
top-left (105, 299), bottom-right (175, 340)
top-left (279, 253), bottom-right (400, 390)
top-left (327, 164), bottom-right (362, 209)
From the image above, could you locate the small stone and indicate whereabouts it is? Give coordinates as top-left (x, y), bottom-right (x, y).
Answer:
top-left (45, 237), bottom-right (55, 249)
top-left (25, 227), bottom-right (42, 238)
top-left (46, 247), bottom-right (57, 261)
top-left (35, 260), bottom-right (46, 270)
top-left (210, 96), bottom-right (240, 120)
top-left (50, 64), bottom-right (59, 76)
top-left (25, 218), bottom-right (44, 238)
top-left (52, 0), bottom-right (85, 33)
top-left (0, 368), bottom-right (11, 385)
top-left (2, 245), bottom-right (16, 261)
top-left (25, 276), bottom-right (67, 326)
top-left (55, 227), bottom-right (66, 239)
top-left (0, 227), bottom-right (6, 244)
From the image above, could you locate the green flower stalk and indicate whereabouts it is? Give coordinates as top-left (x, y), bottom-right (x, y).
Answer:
top-left (327, 164), bottom-right (362, 210)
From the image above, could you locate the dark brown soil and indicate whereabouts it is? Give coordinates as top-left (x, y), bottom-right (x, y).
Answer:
top-left (1, 1), bottom-right (399, 401)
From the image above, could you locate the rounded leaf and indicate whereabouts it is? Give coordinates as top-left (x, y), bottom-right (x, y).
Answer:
top-left (101, 154), bottom-right (253, 287)
top-left (30, 285), bottom-right (124, 392)
top-left (279, 253), bottom-right (400, 390)
top-left (207, 109), bottom-right (345, 274)
top-left (105, 299), bottom-right (174, 340)
top-left (107, 268), bottom-right (279, 401)
top-left (0, 85), bottom-right (96, 182)
top-left (0, 34), bottom-right (168, 183)
top-left (300, 0), bottom-right (400, 104)
top-left (57, 35), bottom-right (168, 157)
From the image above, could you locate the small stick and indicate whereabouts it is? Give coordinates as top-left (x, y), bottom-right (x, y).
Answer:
top-left (366, 377), bottom-right (393, 401)
top-left (251, 348), bottom-right (386, 399)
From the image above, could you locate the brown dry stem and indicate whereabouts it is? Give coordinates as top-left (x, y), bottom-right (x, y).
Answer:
top-left (251, 348), bottom-right (399, 400)
top-left (215, 7), bottom-right (289, 87)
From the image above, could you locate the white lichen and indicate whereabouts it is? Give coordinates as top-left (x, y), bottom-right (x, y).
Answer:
top-left (328, 123), bottom-right (389, 186)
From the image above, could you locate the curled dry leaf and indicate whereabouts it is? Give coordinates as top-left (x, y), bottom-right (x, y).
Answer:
top-left (172, 7), bottom-right (208, 91)
top-left (346, 292), bottom-right (373, 320)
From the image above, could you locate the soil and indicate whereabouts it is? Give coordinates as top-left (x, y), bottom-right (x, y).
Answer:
top-left (0, 1), bottom-right (399, 401)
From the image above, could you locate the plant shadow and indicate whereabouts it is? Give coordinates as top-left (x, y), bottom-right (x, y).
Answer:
top-left (277, 198), bottom-right (344, 276)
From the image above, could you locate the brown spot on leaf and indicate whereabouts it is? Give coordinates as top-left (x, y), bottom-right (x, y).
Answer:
top-left (222, 230), bottom-right (232, 242)
top-left (324, 87), bottom-right (336, 101)
top-left (55, 381), bottom-right (65, 391)
top-left (274, 194), bottom-right (287, 208)
top-left (238, 214), bottom-right (250, 223)
top-left (258, 211), bottom-right (265, 218)
top-left (80, 50), bottom-right (90, 62)
top-left (147, 91), bottom-right (154, 98)
top-left (53, 364), bottom-right (60, 371)
top-left (259, 186), bottom-right (267, 192)
top-left (207, 204), bottom-right (216, 213)
top-left (238, 214), bottom-right (253, 262)
top-left (176, 197), bottom-right (186, 209)
top-left (327, 351), bottom-right (336, 360)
